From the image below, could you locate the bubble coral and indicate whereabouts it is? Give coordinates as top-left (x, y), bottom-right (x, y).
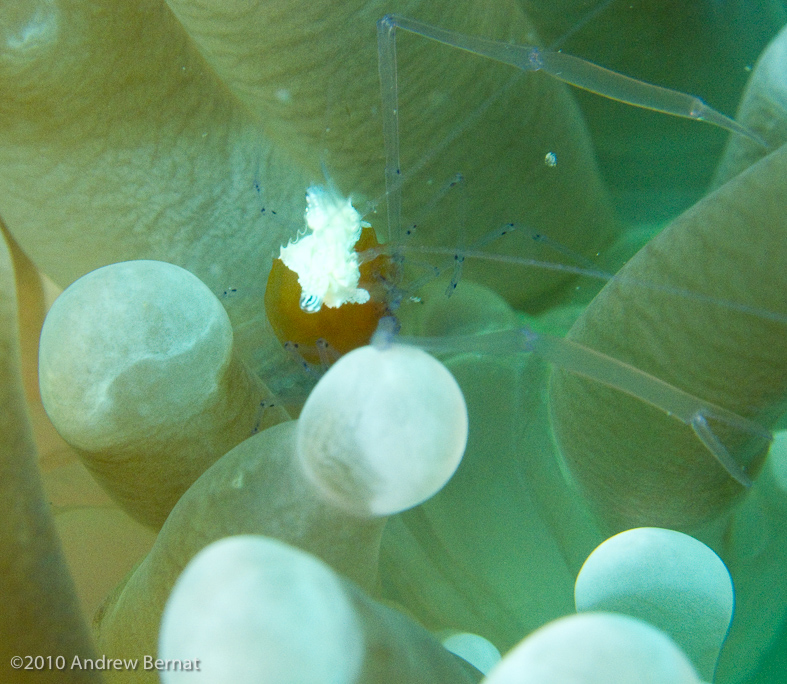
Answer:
top-left (38, 260), bottom-right (288, 528)
top-left (575, 527), bottom-right (734, 681)
top-left (88, 333), bottom-right (467, 682)
top-left (482, 612), bottom-right (704, 684)
top-left (158, 535), bottom-right (481, 684)
top-left (1, 0), bottom-right (787, 683)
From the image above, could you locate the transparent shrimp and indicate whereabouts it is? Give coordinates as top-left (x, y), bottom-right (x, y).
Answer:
top-left (271, 12), bottom-right (779, 485)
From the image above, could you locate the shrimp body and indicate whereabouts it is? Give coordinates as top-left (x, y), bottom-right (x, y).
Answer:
top-left (265, 186), bottom-right (392, 363)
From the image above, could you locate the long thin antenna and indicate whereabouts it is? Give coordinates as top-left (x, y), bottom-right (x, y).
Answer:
top-left (391, 325), bottom-right (772, 486)
top-left (379, 14), bottom-right (768, 148)
top-left (377, 16), bottom-right (403, 244)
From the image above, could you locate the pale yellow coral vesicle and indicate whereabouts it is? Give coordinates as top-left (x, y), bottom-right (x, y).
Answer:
top-left (38, 260), bottom-right (289, 528)
top-left (158, 536), bottom-right (483, 684)
top-left (93, 421), bottom-right (385, 684)
top-left (713, 23), bottom-right (787, 187)
top-left (439, 631), bottom-right (502, 675)
top-left (549, 142), bottom-right (787, 531)
top-left (0, 0), bottom-right (312, 374)
top-left (0, 226), bottom-right (100, 683)
top-left (2, 224), bottom-right (159, 629)
top-left (574, 527), bottom-right (734, 682)
top-left (297, 342), bottom-right (468, 516)
top-left (95, 341), bottom-right (468, 682)
top-left (481, 613), bottom-right (703, 684)
top-left (160, 536), bottom-right (366, 684)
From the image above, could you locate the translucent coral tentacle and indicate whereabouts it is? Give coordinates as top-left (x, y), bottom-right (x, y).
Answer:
top-left (0, 225), bottom-right (100, 681)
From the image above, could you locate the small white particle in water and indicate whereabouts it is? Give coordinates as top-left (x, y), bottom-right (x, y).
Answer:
top-left (544, 151), bottom-right (557, 167)
top-left (275, 88), bottom-right (292, 103)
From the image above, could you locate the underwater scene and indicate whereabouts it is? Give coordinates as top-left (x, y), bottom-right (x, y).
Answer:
top-left (1, 0), bottom-right (787, 682)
